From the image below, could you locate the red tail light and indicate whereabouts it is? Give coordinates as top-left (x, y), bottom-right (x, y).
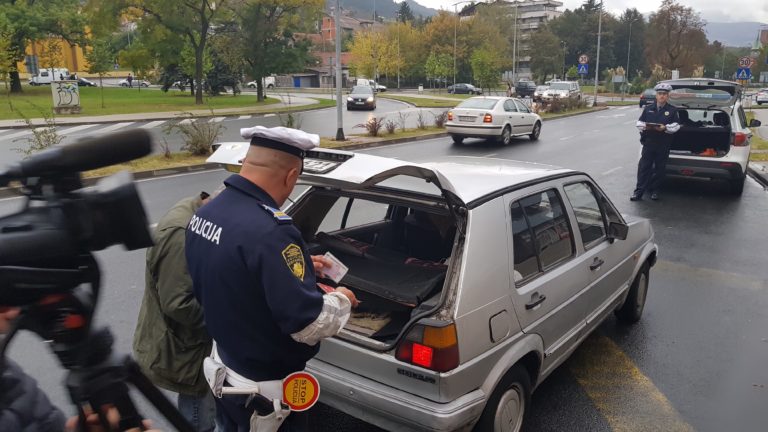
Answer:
top-left (395, 322), bottom-right (459, 372)
top-left (733, 132), bottom-right (748, 146)
top-left (483, 113), bottom-right (493, 123)
top-left (447, 111), bottom-right (453, 121)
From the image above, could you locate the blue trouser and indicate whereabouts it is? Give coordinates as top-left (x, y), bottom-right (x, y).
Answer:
top-left (634, 143), bottom-right (670, 195)
top-left (178, 391), bottom-right (217, 432)
top-left (214, 394), bottom-right (308, 432)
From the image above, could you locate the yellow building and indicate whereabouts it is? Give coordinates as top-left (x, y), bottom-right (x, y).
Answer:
top-left (16, 37), bottom-right (89, 77)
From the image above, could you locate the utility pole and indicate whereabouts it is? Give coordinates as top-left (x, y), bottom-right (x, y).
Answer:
top-left (453, 4), bottom-right (458, 87)
top-left (623, 18), bottom-right (638, 101)
top-left (512, 3), bottom-right (518, 84)
top-left (335, 0), bottom-right (344, 141)
top-left (593, 1), bottom-right (603, 107)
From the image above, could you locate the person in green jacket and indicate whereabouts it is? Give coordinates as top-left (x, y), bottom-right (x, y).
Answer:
top-left (133, 190), bottom-right (219, 432)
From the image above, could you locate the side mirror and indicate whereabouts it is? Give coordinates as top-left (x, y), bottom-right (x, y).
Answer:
top-left (608, 221), bottom-right (629, 241)
top-left (749, 119), bottom-right (761, 127)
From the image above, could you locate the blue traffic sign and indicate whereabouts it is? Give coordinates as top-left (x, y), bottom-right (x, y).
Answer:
top-left (736, 67), bottom-right (751, 80)
top-left (577, 64), bottom-right (589, 75)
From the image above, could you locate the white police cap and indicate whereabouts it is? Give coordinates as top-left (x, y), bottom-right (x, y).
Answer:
top-left (654, 83), bottom-right (672, 92)
top-left (240, 126), bottom-right (319, 159)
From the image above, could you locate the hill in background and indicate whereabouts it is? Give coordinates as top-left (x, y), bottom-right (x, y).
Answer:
top-left (327, 0), bottom-right (438, 21)
top-left (705, 22), bottom-right (766, 47)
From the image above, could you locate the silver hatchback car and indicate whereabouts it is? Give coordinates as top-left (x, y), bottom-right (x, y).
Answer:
top-left (207, 147), bottom-right (659, 431)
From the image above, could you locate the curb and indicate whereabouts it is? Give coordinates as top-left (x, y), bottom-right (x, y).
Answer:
top-left (747, 163), bottom-right (768, 189)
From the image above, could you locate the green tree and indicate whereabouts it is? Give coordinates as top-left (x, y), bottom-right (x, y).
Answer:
top-left (424, 50), bottom-right (451, 88)
top-left (567, 65), bottom-right (579, 80)
top-left (470, 47), bottom-right (502, 93)
top-left (614, 9), bottom-right (647, 80)
top-left (119, 43), bottom-right (154, 90)
top-left (396, 1), bottom-right (414, 23)
top-left (529, 28), bottom-right (562, 82)
top-left (85, 38), bottom-right (115, 108)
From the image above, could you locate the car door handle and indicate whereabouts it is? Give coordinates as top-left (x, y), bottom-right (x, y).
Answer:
top-left (589, 257), bottom-right (605, 271)
top-left (525, 292), bottom-right (547, 310)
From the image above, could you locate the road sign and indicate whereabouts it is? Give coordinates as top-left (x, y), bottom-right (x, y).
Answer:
top-left (578, 54), bottom-right (589, 65)
top-left (577, 64), bottom-right (589, 75)
top-left (736, 67), bottom-right (751, 80)
top-left (738, 56), bottom-right (755, 68)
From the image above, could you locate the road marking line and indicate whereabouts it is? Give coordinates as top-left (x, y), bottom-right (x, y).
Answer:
top-left (238, 115), bottom-right (251, 120)
top-left (179, 119), bottom-right (194, 125)
top-left (559, 135), bottom-right (577, 141)
top-left (2, 129), bottom-right (34, 140)
top-left (482, 153), bottom-right (498, 157)
top-left (569, 335), bottom-right (694, 432)
top-left (98, 122), bottom-right (135, 133)
top-left (209, 117), bottom-right (225, 123)
top-left (602, 166), bottom-right (622, 176)
top-left (264, 113), bottom-right (276, 117)
top-left (58, 124), bottom-right (98, 135)
top-left (140, 120), bottom-right (166, 129)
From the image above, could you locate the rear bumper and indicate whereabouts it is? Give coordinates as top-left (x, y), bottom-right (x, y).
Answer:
top-left (446, 124), bottom-right (502, 138)
top-left (347, 102), bottom-right (374, 110)
top-left (666, 157), bottom-right (746, 180)
top-left (306, 359), bottom-right (485, 432)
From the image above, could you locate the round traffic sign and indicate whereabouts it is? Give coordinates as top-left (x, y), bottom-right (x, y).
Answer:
top-left (282, 372), bottom-right (320, 412)
top-left (578, 54), bottom-right (589, 64)
top-left (738, 56), bottom-right (754, 68)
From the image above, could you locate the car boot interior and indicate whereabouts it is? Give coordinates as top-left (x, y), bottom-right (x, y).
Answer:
top-left (670, 109), bottom-right (732, 156)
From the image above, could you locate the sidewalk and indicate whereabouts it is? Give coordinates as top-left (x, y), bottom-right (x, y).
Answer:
top-left (747, 109), bottom-right (768, 187)
top-left (0, 94), bottom-right (324, 129)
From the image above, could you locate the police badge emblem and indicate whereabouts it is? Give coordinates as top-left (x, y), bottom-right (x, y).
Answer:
top-left (664, 111), bottom-right (669, 116)
top-left (282, 243), bottom-right (305, 280)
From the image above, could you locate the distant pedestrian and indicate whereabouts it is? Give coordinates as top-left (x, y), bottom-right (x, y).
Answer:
top-left (631, 83), bottom-right (681, 201)
top-left (127, 73), bottom-right (134, 88)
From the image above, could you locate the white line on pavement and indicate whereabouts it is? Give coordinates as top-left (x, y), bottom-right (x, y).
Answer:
top-left (483, 153), bottom-right (498, 157)
top-left (602, 166), bottom-right (623, 176)
top-left (209, 117), bottom-right (226, 123)
top-left (98, 122), bottom-right (135, 134)
top-left (140, 120), bottom-right (166, 129)
top-left (264, 114), bottom-right (276, 117)
top-left (559, 135), bottom-right (576, 141)
top-left (238, 115), bottom-right (251, 120)
top-left (179, 119), bottom-right (194, 125)
top-left (1, 129), bottom-right (33, 140)
top-left (58, 124), bottom-right (98, 135)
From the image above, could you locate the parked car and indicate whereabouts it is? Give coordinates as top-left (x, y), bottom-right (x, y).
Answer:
top-left (77, 77), bottom-right (97, 87)
top-left (515, 80), bottom-right (537, 98)
top-left (346, 85), bottom-right (376, 110)
top-left (246, 76), bottom-right (276, 89)
top-left (447, 83), bottom-right (482, 95)
top-left (533, 85), bottom-right (549, 101)
top-left (755, 88), bottom-right (768, 105)
top-left (542, 81), bottom-right (581, 101)
top-left (664, 78), bottom-right (761, 195)
top-left (446, 96), bottom-right (542, 145)
top-left (355, 78), bottom-right (386, 92)
top-left (28, 68), bottom-right (70, 85)
top-left (639, 88), bottom-right (656, 107)
top-left (204, 145), bottom-right (658, 432)
top-left (118, 78), bottom-right (150, 88)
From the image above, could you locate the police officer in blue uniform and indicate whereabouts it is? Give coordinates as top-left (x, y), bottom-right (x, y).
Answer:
top-left (631, 82), bottom-right (681, 201)
top-left (185, 126), bottom-right (359, 432)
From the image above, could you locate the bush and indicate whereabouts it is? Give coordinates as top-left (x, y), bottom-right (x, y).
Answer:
top-left (385, 119), bottom-right (397, 134)
top-left (355, 116), bottom-right (386, 137)
top-left (163, 112), bottom-right (223, 156)
top-left (397, 112), bottom-right (410, 132)
top-left (433, 111), bottom-right (448, 128)
top-left (416, 111), bottom-right (428, 130)
top-left (13, 107), bottom-right (62, 156)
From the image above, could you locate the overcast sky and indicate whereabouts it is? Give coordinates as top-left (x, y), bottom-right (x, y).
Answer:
top-left (415, 0), bottom-right (768, 23)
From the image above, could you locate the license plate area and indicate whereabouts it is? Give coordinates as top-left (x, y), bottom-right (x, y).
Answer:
top-left (459, 116), bottom-right (475, 122)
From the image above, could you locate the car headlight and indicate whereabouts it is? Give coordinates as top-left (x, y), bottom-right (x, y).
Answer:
top-left (367, 97), bottom-right (374, 102)
top-left (347, 97), bottom-right (353, 102)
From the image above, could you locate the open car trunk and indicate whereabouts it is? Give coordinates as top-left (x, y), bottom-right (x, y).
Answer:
top-left (670, 108), bottom-right (732, 157)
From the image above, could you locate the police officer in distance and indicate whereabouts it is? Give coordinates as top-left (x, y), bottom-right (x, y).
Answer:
top-left (185, 126), bottom-right (359, 432)
top-left (631, 82), bottom-right (681, 201)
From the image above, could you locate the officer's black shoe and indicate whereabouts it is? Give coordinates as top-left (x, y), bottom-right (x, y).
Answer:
top-left (630, 192), bottom-right (643, 201)
top-left (650, 192), bottom-right (659, 201)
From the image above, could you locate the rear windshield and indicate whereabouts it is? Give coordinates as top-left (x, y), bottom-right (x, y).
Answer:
top-left (550, 82), bottom-right (571, 90)
top-left (351, 86), bottom-right (373, 94)
top-left (670, 87), bottom-right (733, 102)
top-left (643, 89), bottom-right (655, 96)
top-left (456, 98), bottom-right (499, 110)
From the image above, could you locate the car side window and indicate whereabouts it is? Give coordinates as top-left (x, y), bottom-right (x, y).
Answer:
top-left (504, 100), bottom-right (518, 112)
top-left (511, 190), bottom-right (575, 284)
top-left (564, 182), bottom-right (606, 248)
top-left (514, 100), bottom-right (530, 113)
top-left (737, 106), bottom-right (747, 129)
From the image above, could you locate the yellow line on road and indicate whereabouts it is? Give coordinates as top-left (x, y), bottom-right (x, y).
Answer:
top-left (568, 335), bottom-right (694, 432)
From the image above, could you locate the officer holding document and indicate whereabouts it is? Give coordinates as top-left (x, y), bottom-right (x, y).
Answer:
top-left (185, 126), bottom-right (359, 432)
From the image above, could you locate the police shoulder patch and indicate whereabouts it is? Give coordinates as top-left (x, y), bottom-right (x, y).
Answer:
top-left (260, 204), bottom-right (292, 224)
top-left (282, 243), bottom-right (305, 280)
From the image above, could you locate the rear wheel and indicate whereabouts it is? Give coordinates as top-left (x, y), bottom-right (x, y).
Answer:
top-left (451, 135), bottom-right (464, 145)
top-left (499, 125), bottom-right (512, 145)
top-left (730, 177), bottom-right (745, 196)
top-left (615, 263), bottom-right (649, 324)
top-left (529, 122), bottom-right (541, 141)
top-left (474, 365), bottom-right (530, 432)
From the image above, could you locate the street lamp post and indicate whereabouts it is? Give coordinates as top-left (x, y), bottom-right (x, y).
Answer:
top-left (560, 41), bottom-right (567, 80)
top-left (334, 0), bottom-right (344, 141)
top-left (453, 0), bottom-right (472, 88)
top-left (592, 1), bottom-right (603, 107)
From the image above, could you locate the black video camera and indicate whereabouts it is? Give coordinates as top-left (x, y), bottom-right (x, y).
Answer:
top-left (0, 129), bottom-right (193, 431)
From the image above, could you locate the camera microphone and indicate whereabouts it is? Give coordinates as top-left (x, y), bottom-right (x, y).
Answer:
top-left (0, 129), bottom-right (153, 183)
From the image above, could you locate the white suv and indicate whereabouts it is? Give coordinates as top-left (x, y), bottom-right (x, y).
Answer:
top-left (542, 81), bottom-right (581, 101)
top-left (663, 78), bottom-right (762, 195)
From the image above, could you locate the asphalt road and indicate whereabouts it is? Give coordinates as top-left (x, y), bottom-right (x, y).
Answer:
top-left (3, 106), bottom-right (768, 431)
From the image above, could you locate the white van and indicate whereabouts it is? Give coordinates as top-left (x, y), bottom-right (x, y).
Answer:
top-left (355, 78), bottom-right (387, 92)
top-left (29, 68), bottom-right (70, 86)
